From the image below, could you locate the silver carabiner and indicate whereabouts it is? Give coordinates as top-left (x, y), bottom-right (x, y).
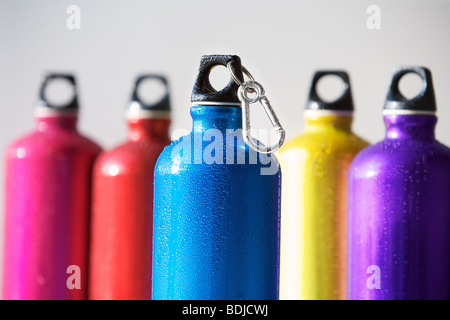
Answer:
top-left (238, 81), bottom-right (285, 154)
top-left (227, 61), bottom-right (285, 154)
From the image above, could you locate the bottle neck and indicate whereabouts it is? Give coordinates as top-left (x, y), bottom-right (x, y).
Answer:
top-left (384, 114), bottom-right (436, 141)
top-left (127, 118), bottom-right (171, 141)
top-left (35, 115), bottom-right (78, 132)
top-left (303, 111), bottom-right (353, 132)
top-left (191, 106), bottom-right (242, 132)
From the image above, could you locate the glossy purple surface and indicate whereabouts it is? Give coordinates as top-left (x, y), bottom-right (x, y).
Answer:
top-left (347, 114), bottom-right (450, 300)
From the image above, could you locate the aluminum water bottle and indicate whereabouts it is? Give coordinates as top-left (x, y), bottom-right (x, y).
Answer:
top-left (90, 75), bottom-right (171, 300)
top-left (152, 55), bottom-right (282, 300)
top-left (279, 71), bottom-right (369, 300)
top-left (2, 74), bottom-right (101, 300)
top-left (347, 66), bottom-right (450, 300)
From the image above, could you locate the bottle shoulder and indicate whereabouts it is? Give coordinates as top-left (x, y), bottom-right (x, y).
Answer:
top-left (95, 138), bottom-right (169, 174)
top-left (280, 129), bottom-right (369, 156)
top-left (350, 138), bottom-right (450, 175)
top-left (101, 137), bottom-right (169, 158)
top-left (6, 129), bottom-right (101, 159)
top-left (155, 132), bottom-right (280, 176)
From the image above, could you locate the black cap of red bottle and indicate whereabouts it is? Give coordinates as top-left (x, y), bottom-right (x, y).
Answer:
top-left (130, 74), bottom-right (171, 112)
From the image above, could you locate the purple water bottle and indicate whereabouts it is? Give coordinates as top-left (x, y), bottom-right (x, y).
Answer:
top-left (347, 66), bottom-right (450, 300)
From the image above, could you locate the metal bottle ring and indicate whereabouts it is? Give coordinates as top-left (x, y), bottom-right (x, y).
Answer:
top-left (226, 61), bottom-right (255, 87)
top-left (238, 81), bottom-right (264, 104)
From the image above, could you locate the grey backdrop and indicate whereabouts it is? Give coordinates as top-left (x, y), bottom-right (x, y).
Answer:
top-left (1, 0), bottom-right (450, 296)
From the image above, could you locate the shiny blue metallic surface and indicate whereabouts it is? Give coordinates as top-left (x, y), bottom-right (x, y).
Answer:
top-left (152, 106), bottom-right (281, 300)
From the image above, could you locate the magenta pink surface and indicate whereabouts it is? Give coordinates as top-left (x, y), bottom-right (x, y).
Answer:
top-left (3, 116), bottom-right (101, 299)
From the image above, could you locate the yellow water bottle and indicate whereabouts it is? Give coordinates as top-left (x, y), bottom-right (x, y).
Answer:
top-left (279, 71), bottom-right (369, 300)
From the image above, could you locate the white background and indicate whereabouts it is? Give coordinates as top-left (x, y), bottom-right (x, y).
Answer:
top-left (1, 0), bottom-right (450, 296)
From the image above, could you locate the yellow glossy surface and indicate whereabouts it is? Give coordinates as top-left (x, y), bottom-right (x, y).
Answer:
top-left (279, 114), bottom-right (368, 300)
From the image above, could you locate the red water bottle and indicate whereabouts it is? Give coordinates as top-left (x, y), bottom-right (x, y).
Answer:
top-left (89, 75), bottom-right (171, 300)
top-left (2, 74), bottom-right (101, 299)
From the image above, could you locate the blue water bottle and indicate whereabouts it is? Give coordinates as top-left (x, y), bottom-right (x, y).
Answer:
top-left (152, 55), bottom-right (283, 300)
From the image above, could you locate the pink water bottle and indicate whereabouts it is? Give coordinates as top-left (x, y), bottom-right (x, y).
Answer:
top-left (2, 74), bottom-right (101, 299)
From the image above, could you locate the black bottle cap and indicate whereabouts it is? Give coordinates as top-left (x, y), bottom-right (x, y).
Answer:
top-left (130, 74), bottom-right (171, 112)
top-left (37, 73), bottom-right (79, 111)
top-left (306, 70), bottom-right (354, 111)
top-left (191, 55), bottom-right (244, 105)
top-left (384, 66), bottom-right (436, 112)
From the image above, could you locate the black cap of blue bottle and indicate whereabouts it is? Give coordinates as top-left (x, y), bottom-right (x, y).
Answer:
top-left (191, 55), bottom-right (244, 105)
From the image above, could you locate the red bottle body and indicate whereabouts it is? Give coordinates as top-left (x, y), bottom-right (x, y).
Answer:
top-left (90, 118), bottom-right (170, 299)
top-left (3, 116), bottom-right (101, 299)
